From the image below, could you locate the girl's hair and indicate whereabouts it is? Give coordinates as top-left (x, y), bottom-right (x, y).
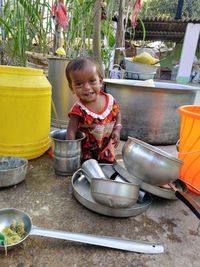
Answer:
top-left (65, 57), bottom-right (104, 88)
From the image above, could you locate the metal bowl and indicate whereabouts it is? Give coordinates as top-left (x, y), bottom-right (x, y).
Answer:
top-left (122, 137), bottom-right (183, 186)
top-left (90, 178), bottom-right (140, 209)
top-left (0, 156), bottom-right (28, 187)
top-left (113, 154), bottom-right (187, 200)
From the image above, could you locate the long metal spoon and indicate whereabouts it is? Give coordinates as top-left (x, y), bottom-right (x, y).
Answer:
top-left (0, 208), bottom-right (164, 254)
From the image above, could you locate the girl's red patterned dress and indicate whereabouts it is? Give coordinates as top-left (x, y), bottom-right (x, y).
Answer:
top-left (68, 91), bottom-right (120, 163)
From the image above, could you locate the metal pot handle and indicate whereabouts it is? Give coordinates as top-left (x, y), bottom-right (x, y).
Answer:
top-left (176, 139), bottom-right (200, 154)
top-left (169, 183), bottom-right (200, 220)
top-left (176, 139), bottom-right (180, 152)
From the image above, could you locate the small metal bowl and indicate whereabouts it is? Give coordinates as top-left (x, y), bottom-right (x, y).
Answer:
top-left (0, 156), bottom-right (28, 188)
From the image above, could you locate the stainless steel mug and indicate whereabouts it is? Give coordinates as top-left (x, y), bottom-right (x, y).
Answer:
top-left (81, 159), bottom-right (106, 182)
top-left (51, 129), bottom-right (85, 176)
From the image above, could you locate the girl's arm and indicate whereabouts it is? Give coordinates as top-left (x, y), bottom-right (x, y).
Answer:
top-left (115, 111), bottom-right (122, 127)
top-left (112, 111), bottom-right (122, 148)
top-left (66, 115), bottom-right (80, 140)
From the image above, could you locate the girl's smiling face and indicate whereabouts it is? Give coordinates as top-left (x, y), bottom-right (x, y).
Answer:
top-left (69, 65), bottom-right (103, 104)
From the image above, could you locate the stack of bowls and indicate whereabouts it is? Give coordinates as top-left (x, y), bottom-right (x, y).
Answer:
top-left (81, 159), bottom-right (140, 209)
top-left (110, 136), bottom-right (187, 200)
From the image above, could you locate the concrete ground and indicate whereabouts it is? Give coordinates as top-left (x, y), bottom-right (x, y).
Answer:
top-left (0, 140), bottom-right (200, 267)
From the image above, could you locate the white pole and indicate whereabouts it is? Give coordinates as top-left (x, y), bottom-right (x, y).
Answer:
top-left (176, 23), bottom-right (200, 84)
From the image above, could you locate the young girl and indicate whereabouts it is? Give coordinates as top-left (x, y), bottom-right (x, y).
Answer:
top-left (65, 57), bottom-right (122, 163)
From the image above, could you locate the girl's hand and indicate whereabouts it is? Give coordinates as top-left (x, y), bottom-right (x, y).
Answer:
top-left (111, 129), bottom-right (121, 148)
top-left (66, 115), bottom-right (80, 140)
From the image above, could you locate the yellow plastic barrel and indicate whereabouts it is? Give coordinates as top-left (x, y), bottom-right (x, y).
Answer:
top-left (178, 105), bottom-right (200, 195)
top-left (0, 65), bottom-right (52, 159)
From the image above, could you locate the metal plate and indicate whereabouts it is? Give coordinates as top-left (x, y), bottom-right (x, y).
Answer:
top-left (72, 169), bottom-right (152, 218)
top-left (113, 155), bottom-right (187, 200)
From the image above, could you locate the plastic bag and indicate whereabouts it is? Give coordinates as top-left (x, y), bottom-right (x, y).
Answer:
top-left (132, 52), bottom-right (159, 65)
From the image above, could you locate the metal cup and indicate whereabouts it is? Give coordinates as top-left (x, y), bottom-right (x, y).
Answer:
top-left (51, 129), bottom-right (85, 176)
top-left (81, 159), bottom-right (106, 182)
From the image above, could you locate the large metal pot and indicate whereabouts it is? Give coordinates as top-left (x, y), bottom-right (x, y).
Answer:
top-left (122, 137), bottom-right (183, 186)
top-left (104, 79), bottom-right (199, 144)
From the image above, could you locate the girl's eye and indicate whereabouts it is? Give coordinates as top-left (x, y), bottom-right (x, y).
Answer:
top-left (75, 82), bottom-right (83, 87)
top-left (90, 80), bottom-right (97, 84)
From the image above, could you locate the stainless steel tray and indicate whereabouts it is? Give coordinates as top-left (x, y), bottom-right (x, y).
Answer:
top-left (113, 155), bottom-right (187, 200)
top-left (72, 169), bottom-right (152, 218)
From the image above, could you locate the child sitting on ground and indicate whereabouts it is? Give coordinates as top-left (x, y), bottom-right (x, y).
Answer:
top-left (65, 56), bottom-right (122, 163)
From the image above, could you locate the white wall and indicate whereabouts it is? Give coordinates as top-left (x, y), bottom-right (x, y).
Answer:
top-left (194, 91), bottom-right (200, 105)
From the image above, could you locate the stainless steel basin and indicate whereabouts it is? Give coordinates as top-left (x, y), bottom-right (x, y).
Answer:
top-left (104, 79), bottom-right (199, 144)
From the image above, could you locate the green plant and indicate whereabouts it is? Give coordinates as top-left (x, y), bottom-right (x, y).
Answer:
top-left (0, 0), bottom-right (138, 67)
top-left (0, 0), bottom-right (53, 65)
top-left (64, 0), bottom-right (94, 58)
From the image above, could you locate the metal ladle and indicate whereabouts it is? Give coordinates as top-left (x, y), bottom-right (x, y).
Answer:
top-left (0, 208), bottom-right (164, 254)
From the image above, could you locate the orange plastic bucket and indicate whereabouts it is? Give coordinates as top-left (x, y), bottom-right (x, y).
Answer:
top-left (178, 105), bottom-right (200, 195)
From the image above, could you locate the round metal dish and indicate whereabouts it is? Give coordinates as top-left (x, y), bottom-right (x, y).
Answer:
top-left (113, 155), bottom-right (187, 200)
top-left (0, 156), bottom-right (28, 188)
top-left (71, 169), bottom-right (152, 218)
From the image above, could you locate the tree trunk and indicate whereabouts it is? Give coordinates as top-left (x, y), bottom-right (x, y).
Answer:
top-left (53, 1), bottom-right (62, 54)
top-left (0, 0), bottom-right (5, 64)
top-left (114, 0), bottom-right (126, 65)
top-left (93, 0), bottom-right (103, 74)
top-left (53, 24), bottom-right (62, 54)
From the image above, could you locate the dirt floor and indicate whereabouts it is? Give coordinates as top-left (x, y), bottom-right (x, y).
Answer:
top-left (0, 141), bottom-right (200, 267)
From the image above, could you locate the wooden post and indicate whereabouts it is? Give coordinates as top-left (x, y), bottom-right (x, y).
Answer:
top-left (175, 0), bottom-right (184, 19)
top-left (93, 0), bottom-right (103, 74)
